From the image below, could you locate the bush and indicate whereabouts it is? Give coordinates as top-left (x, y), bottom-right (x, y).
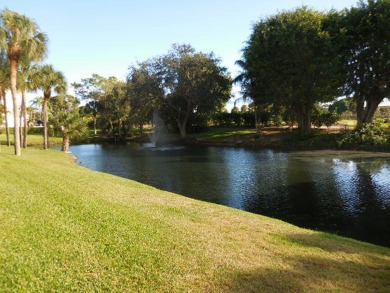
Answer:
top-left (339, 121), bottom-right (389, 147)
top-left (312, 108), bottom-right (340, 128)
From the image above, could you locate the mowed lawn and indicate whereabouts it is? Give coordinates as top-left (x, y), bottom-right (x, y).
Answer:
top-left (0, 133), bottom-right (62, 147)
top-left (0, 146), bottom-right (389, 292)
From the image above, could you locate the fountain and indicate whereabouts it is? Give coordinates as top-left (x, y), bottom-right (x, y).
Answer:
top-left (141, 110), bottom-right (184, 151)
top-left (146, 111), bottom-right (165, 148)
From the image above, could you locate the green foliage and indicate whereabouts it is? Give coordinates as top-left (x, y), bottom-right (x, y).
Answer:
top-left (231, 106), bottom-right (239, 113)
top-left (328, 97), bottom-right (356, 115)
top-left (127, 62), bottom-right (162, 133)
top-left (312, 107), bottom-right (340, 128)
top-left (49, 95), bottom-right (88, 148)
top-left (74, 75), bottom-right (129, 138)
top-left (341, 0), bottom-right (390, 125)
top-left (0, 8), bottom-right (48, 155)
top-left (126, 44), bottom-right (232, 138)
top-left (186, 112), bottom-right (209, 133)
top-left (211, 112), bottom-right (256, 127)
top-left (238, 7), bottom-right (344, 133)
top-left (240, 104), bottom-right (249, 112)
top-left (375, 106), bottom-right (390, 121)
top-left (339, 121), bottom-right (389, 147)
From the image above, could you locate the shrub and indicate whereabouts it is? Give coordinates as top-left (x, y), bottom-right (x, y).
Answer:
top-left (339, 121), bottom-right (389, 147)
top-left (312, 108), bottom-right (340, 128)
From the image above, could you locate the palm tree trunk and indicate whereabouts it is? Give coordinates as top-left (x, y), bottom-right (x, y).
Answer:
top-left (21, 91), bottom-right (28, 148)
top-left (19, 103), bottom-right (23, 148)
top-left (61, 130), bottom-right (70, 152)
top-left (10, 59), bottom-right (21, 156)
top-left (1, 90), bottom-right (11, 146)
top-left (43, 97), bottom-right (49, 149)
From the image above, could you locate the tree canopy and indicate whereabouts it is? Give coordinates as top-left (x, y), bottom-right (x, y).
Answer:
top-left (127, 44), bottom-right (232, 138)
top-left (341, 0), bottom-right (390, 126)
top-left (238, 7), bottom-right (344, 133)
top-left (49, 95), bottom-right (87, 152)
top-left (0, 8), bottom-right (48, 155)
top-left (30, 64), bottom-right (67, 149)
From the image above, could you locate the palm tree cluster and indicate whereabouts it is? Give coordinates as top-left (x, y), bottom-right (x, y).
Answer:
top-left (0, 9), bottom-right (67, 156)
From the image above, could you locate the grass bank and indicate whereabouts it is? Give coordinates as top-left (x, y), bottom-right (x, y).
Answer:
top-left (1, 146), bottom-right (390, 292)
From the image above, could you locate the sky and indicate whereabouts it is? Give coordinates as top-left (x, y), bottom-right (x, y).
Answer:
top-left (1, 0), bottom-right (369, 108)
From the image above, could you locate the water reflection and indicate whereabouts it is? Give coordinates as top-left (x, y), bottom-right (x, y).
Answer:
top-left (70, 144), bottom-right (390, 247)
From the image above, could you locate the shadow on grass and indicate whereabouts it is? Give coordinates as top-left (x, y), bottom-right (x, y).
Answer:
top-left (215, 232), bottom-right (390, 293)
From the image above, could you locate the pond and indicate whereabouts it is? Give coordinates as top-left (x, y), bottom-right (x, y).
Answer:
top-left (69, 143), bottom-right (390, 247)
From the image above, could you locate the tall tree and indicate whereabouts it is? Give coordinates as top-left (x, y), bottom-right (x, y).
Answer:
top-left (18, 63), bottom-right (35, 148)
top-left (341, 0), bottom-right (390, 127)
top-left (238, 8), bottom-right (344, 134)
top-left (100, 77), bottom-right (129, 138)
top-left (157, 44), bottom-right (232, 138)
top-left (127, 61), bottom-right (163, 134)
top-left (0, 9), bottom-right (47, 155)
top-left (49, 94), bottom-right (87, 152)
top-left (72, 74), bottom-right (106, 135)
top-left (31, 64), bottom-right (67, 149)
top-left (0, 50), bottom-right (10, 146)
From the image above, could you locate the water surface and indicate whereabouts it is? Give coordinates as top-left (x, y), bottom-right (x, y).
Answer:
top-left (69, 144), bottom-right (390, 247)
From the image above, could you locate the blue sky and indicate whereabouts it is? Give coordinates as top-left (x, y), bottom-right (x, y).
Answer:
top-left (2, 0), bottom-right (362, 106)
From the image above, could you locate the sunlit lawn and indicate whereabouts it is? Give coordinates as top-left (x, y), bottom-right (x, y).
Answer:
top-left (1, 146), bottom-right (389, 292)
top-left (189, 127), bottom-right (257, 140)
top-left (337, 119), bottom-right (357, 129)
top-left (0, 133), bottom-right (62, 147)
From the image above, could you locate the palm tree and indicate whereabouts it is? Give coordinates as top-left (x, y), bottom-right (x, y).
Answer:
top-left (31, 64), bottom-right (67, 149)
top-left (0, 50), bottom-right (10, 146)
top-left (18, 63), bottom-right (36, 148)
top-left (0, 9), bottom-right (47, 155)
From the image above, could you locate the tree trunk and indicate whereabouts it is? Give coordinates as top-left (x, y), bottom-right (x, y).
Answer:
top-left (139, 123), bottom-right (143, 135)
top-left (93, 114), bottom-right (97, 135)
top-left (43, 96), bottom-right (50, 149)
top-left (108, 119), bottom-right (113, 134)
top-left (21, 91), bottom-right (28, 148)
top-left (61, 130), bottom-right (70, 152)
top-left (355, 96), bottom-right (382, 128)
top-left (295, 105), bottom-right (312, 134)
top-left (10, 58), bottom-right (21, 156)
top-left (2, 90), bottom-right (11, 146)
top-left (19, 103), bottom-right (23, 148)
top-left (356, 95), bottom-right (365, 127)
top-left (118, 118), bottom-right (122, 138)
top-left (177, 114), bottom-right (189, 139)
top-left (254, 107), bottom-right (262, 134)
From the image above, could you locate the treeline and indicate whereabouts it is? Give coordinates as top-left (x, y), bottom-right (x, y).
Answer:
top-left (74, 0), bottom-right (389, 140)
top-left (236, 0), bottom-right (389, 134)
top-left (73, 44), bottom-right (232, 139)
top-left (1, 1), bottom-right (389, 156)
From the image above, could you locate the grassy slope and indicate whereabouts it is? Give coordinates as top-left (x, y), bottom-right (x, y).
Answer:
top-left (0, 146), bottom-right (390, 292)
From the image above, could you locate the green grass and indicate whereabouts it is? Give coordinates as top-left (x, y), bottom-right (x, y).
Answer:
top-left (0, 133), bottom-right (62, 147)
top-left (337, 119), bottom-right (358, 129)
top-left (1, 146), bottom-right (390, 292)
top-left (189, 127), bottom-right (257, 140)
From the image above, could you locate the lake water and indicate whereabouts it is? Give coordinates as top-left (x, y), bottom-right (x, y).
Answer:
top-left (69, 143), bottom-right (390, 247)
